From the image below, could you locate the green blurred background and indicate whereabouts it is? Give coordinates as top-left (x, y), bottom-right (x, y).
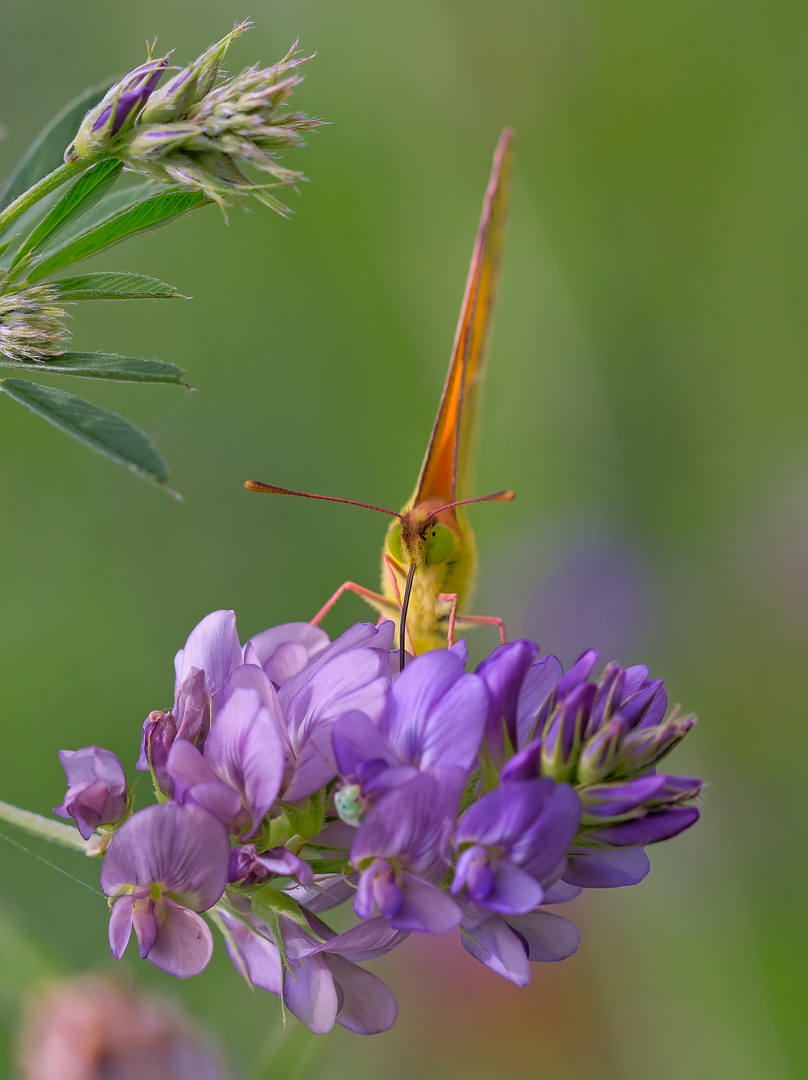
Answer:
top-left (1, 0), bottom-right (805, 1076)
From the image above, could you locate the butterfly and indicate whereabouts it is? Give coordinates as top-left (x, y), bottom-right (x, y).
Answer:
top-left (246, 128), bottom-right (515, 666)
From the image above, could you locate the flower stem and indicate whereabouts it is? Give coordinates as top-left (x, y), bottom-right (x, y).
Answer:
top-left (0, 158), bottom-right (88, 237)
top-left (0, 799), bottom-right (91, 853)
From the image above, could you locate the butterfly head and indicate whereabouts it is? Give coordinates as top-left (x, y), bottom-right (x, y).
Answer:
top-left (386, 501), bottom-right (457, 573)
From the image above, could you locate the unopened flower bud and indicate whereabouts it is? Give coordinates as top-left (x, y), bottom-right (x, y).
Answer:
top-left (617, 711), bottom-right (696, 773)
top-left (68, 56), bottom-right (169, 161)
top-left (139, 22), bottom-right (250, 125)
top-left (541, 683), bottom-right (594, 781)
top-left (53, 746), bottom-right (128, 840)
top-left (0, 286), bottom-right (70, 362)
top-left (577, 715), bottom-right (626, 785)
top-left (135, 709), bottom-right (177, 796)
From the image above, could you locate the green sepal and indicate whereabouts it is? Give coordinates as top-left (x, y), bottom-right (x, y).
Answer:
top-left (282, 789), bottom-right (326, 839)
top-left (0, 350), bottom-right (187, 385)
top-left (0, 79), bottom-right (115, 215)
top-left (51, 271), bottom-right (186, 301)
top-left (22, 189), bottom-right (208, 282)
top-left (7, 158), bottom-right (123, 276)
top-left (0, 378), bottom-right (173, 488)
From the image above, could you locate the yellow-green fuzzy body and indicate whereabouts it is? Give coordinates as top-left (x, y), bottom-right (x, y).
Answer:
top-left (382, 500), bottom-right (477, 653)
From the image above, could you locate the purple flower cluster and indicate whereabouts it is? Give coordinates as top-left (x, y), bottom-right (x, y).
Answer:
top-left (55, 612), bottom-right (701, 1035)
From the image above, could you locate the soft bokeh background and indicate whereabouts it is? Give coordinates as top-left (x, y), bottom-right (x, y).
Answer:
top-left (1, 1), bottom-right (805, 1076)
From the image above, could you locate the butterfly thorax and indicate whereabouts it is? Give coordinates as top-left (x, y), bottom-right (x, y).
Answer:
top-left (382, 499), bottom-right (478, 654)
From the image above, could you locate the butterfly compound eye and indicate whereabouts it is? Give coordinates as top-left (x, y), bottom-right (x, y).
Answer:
top-left (425, 522), bottom-right (454, 565)
top-left (387, 522), bottom-right (404, 563)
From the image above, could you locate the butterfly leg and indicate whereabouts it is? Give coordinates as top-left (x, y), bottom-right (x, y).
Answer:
top-left (438, 593), bottom-right (508, 647)
top-left (311, 581), bottom-right (399, 627)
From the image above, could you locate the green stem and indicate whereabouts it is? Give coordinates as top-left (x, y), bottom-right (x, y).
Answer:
top-left (0, 799), bottom-right (91, 853)
top-left (0, 158), bottom-right (88, 237)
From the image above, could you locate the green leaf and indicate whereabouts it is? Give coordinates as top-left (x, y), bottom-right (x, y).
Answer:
top-left (0, 350), bottom-right (187, 384)
top-left (8, 159), bottom-right (123, 274)
top-left (23, 189), bottom-right (208, 282)
top-left (49, 180), bottom-right (161, 246)
top-left (0, 79), bottom-right (114, 213)
top-left (0, 378), bottom-right (172, 486)
top-left (304, 858), bottom-right (350, 874)
top-left (51, 271), bottom-right (185, 301)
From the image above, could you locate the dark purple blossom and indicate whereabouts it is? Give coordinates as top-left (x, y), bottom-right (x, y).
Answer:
top-left (54, 746), bottom-right (128, 840)
top-left (452, 778), bottom-right (581, 914)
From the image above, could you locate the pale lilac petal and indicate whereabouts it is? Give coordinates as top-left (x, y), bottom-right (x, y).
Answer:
top-left (505, 909), bottom-right (580, 962)
top-left (332, 711), bottom-right (399, 781)
top-left (204, 684), bottom-right (285, 835)
top-left (391, 871), bottom-right (462, 933)
top-left (166, 739), bottom-right (242, 828)
top-left (108, 895), bottom-right (136, 959)
top-left (278, 621), bottom-right (394, 708)
top-left (218, 910), bottom-right (282, 994)
top-left (284, 874), bottom-right (357, 913)
top-left (283, 953), bottom-right (339, 1034)
top-left (461, 913), bottom-right (531, 986)
top-left (174, 610), bottom-right (242, 698)
top-left (100, 803), bottom-right (229, 911)
top-left (145, 900), bottom-right (214, 978)
top-left (315, 917), bottom-right (408, 962)
top-left (541, 878), bottom-right (583, 903)
top-left (246, 623), bottom-right (330, 686)
top-left (322, 954), bottom-right (398, 1034)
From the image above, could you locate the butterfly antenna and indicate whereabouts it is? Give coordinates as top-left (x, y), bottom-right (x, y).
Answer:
top-left (428, 489), bottom-right (515, 518)
top-left (244, 480), bottom-right (403, 520)
top-left (399, 560), bottom-right (417, 672)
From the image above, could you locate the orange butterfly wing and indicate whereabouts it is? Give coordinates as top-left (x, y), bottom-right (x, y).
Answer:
top-left (413, 127), bottom-right (515, 509)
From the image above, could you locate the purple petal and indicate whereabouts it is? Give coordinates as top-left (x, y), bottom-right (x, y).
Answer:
top-left (108, 894), bottom-right (136, 959)
top-left (174, 668), bottom-right (209, 745)
top-left (591, 805), bottom-right (700, 846)
top-left (204, 683), bottom-right (285, 835)
top-left (582, 775), bottom-right (667, 817)
top-left (278, 621), bottom-right (394, 708)
top-left (351, 768), bottom-right (465, 881)
top-left (461, 911), bottom-right (531, 985)
top-left (384, 651), bottom-right (487, 771)
top-left (563, 846), bottom-right (650, 888)
top-left (145, 899), bottom-right (214, 978)
top-left (218, 910), bottom-right (282, 994)
top-left (505, 909), bottom-right (581, 961)
top-left (332, 711), bottom-right (399, 782)
top-left (555, 649), bottom-right (598, 698)
top-left (322, 953), bottom-right (398, 1034)
top-left (174, 610), bottom-right (242, 700)
top-left (167, 739), bottom-right (242, 829)
top-left (246, 622), bottom-right (330, 686)
top-left (476, 640), bottom-right (539, 755)
top-left (389, 870), bottom-right (462, 933)
top-left (282, 953), bottom-right (339, 1034)
top-left (515, 655), bottom-right (563, 747)
top-left (100, 803), bottom-right (229, 911)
